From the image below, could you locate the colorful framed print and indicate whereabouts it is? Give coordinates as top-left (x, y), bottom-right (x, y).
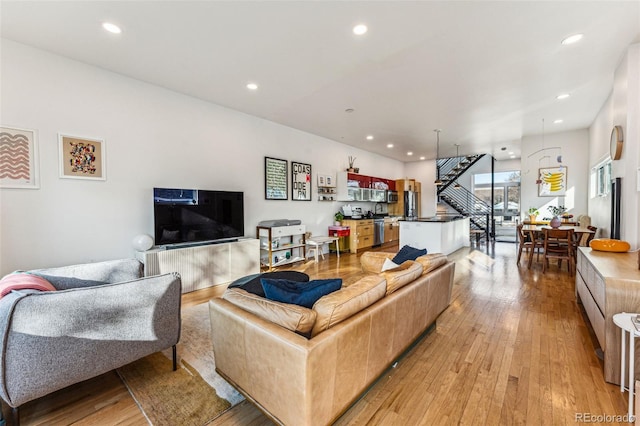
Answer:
top-left (0, 126), bottom-right (39, 189)
top-left (292, 161), bottom-right (312, 201)
top-left (265, 156), bottom-right (288, 200)
top-left (538, 166), bottom-right (567, 196)
top-left (59, 134), bottom-right (106, 180)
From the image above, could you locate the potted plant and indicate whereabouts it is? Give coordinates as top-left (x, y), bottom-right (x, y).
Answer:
top-left (547, 205), bottom-right (566, 228)
top-left (347, 156), bottom-right (356, 173)
top-left (527, 207), bottom-right (539, 223)
top-left (334, 211), bottom-right (344, 226)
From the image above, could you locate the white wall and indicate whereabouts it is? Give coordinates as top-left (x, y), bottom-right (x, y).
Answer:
top-left (0, 40), bottom-right (406, 274)
top-left (520, 129), bottom-right (590, 221)
top-left (588, 43), bottom-right (640, 247)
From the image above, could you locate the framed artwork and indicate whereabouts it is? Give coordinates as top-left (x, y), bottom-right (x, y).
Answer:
top-left (0, 126), bottom-right (39, 189)
top-left (292, 161), bottom-right (312, 201)
top-left (59, 134), bottom-right (106, 180)
top-left (265, 156), bottom-right (288, 200)
top-left (538, 166), bottom-right (567, 196)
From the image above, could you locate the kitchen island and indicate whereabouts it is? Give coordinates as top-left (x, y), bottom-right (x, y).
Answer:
top-left (399, 216), bottom-right (470, 254)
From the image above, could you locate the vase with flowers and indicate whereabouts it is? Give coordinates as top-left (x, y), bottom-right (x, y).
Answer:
top-left (547, 205), bottom-right (567, 228)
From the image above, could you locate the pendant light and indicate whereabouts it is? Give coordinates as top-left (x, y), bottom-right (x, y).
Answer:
top-left (454, 144), bottom-right (462, 188)
top-left (434, 129), bottom-right (443, 185)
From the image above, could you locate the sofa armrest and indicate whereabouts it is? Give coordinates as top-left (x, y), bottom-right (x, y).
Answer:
top-left (360, 251), bottom-right (395, 273)
top-left (30, 258), bottom-right (143, 290)
top-left (0, 272), bottom-right (181, 407)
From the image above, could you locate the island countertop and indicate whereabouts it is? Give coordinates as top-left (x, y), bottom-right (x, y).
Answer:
top-left (400, 215), bottom-right (467, 223)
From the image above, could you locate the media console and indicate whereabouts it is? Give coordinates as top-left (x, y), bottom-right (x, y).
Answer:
top-left (136, 238), bottom-right (260, 293)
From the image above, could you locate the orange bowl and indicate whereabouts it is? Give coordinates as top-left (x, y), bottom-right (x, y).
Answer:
top-left (589, 239), bottom-right (631, 252)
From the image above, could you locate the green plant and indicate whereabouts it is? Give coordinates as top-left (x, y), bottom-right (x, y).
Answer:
top-left (547, 205), bottom-right (567, 216)
top-left (527, 207), bottom-right (539, 215)
top-left (334, 211), bottom-right (344, 221)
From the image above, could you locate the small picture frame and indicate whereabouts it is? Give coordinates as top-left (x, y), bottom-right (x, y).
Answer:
top-left (0, 126), bottom-right (40, 189)
top-left (292, 161), bottom-right (312, 201)
top-left (59, 133), bottom-right (106, 180)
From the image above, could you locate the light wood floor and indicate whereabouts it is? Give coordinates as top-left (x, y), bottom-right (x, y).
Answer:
top-left (4, 242), bottom-right (629, 425)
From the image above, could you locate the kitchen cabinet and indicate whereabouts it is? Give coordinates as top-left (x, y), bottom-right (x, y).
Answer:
top-left (341, 219), bottom-right (373, 253)
top-left (389, 179), bottom-right (421, 217)
top-left (257, 225), bottom-right (306, 271)
top-left (384, 217), bottom-right (399, 243)
top-left (337, 172), bottom-right (393, 202)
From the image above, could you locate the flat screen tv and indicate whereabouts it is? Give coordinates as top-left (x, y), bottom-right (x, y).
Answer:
top-left (153, 188), bottom-right (244, 246)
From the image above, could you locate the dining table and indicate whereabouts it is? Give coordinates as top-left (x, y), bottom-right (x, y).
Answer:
top-left (520, 224), bottom-right (596, 269)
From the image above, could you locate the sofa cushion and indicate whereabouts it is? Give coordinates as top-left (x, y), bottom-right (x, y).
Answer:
top-left (360, 251), bottom-right (395, 274)
top-left (0, 273), bottom-right (57, 298)
top-left (230, 271), bottom-right (309, 297)
top-left (414, 253), bottom-right (448, 274)
top-left (381, 258), bottom-right (400, 272)
top-left (311, 275), bottom-right (386, 337)
top-left (381, 261), bottom-right (424, 295)
top-left (392, 245), bottom-right (427, 264)
top-left (261, 278), bottom-right (342, 308)
top-left (222, 288), bottom-right (317, 335)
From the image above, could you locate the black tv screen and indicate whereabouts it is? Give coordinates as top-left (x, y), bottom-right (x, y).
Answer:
top-left (153, 188), bottom-right (244, 246)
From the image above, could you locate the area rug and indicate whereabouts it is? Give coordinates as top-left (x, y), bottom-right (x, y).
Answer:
top-left (117, 302), bottom-right (244, 425)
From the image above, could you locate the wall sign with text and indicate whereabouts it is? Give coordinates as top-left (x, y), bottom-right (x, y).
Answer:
top-left (265, 157), bottom-right (288, 200)
top-left (291, 161), bottom-right (312, 201)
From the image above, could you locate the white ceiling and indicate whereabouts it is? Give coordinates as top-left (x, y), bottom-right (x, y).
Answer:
top-left (1, 1), bottom-right (639, 162)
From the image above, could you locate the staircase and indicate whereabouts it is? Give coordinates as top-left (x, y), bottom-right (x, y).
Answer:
top-left (436, 154), bottom-right (491, 239)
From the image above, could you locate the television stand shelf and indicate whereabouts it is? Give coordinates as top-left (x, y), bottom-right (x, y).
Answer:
top-left (136, 238), bottom-right (260, 293)
top-left (257, 224), bottom-right (306, 271)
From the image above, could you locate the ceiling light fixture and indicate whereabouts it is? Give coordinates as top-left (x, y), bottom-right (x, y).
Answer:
top-left (387, 144), bottom-right (394, 148)
top-left (556, 93), bottom-right (570, 100)
top-left (102, 22), bottom-right (122, 34)
top-left (561, 33), bottom-right (583, 45)
top-left (353, 24), bottom-right (368, 35)
top-left (366, 135), bottom-right (374, 140)
top-left (407, 152), bottom-right (413, 156)
top-left (246, 83), bottom-right (258, 90)
top-left (420, 156), bottom-right (425, 160)
top-left (434, 129), bottom-right (442, 186)
top-left (510, 155), bottom-right (516, 159)
top-left (554, 119), bottom-right (564, 124)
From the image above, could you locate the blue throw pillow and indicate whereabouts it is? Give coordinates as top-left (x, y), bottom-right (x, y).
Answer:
top-left (392, 245), bottom-right (427, 264)
top-left (261, 278), bottom-right (342, 308)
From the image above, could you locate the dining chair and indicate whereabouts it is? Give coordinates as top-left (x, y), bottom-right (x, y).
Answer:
top-left (585, 226), bottom-right (598, 245)
top-left (517, 224), bottom-right (542, 269)
top-left (542, 228), bottom-right (575, 275)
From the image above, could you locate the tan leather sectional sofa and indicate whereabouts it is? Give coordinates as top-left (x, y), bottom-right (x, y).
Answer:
top-left (208, 252), bottom-right (455, 426)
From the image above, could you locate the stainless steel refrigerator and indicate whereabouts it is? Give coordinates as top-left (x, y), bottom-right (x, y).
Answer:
top-left (404, 191), bottom-right (418, 219)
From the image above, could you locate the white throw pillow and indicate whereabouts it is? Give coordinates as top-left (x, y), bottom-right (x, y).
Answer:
top-left (381, 257), bottom-right (399, 272)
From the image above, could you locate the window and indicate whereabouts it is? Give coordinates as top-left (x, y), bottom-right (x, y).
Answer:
top-left (591, 158), bottom-right (611, 198)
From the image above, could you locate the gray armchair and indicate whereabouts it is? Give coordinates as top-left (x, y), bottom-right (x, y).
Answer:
top-left (0, 259), bottom-right (182, 425)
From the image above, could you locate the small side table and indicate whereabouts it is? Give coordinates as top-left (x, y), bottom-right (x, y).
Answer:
top-left (306, 236), bottom-right (340, 263)
top-left (613, 312), bottom-right (640, 422)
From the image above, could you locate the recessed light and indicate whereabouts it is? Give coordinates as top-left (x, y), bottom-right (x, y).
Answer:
top-left (419, 156), bottom-right (425, 160)
top-left (366, 135), bottom-right (374, 140)
top-left (387, 144), bottom-right (394, 148)
top-left (556, 93), bottom-right (570, 100)
top-left (554, 119), bottom-right (564, 124)
top-left (508, 151), bottom-right (514, 155)
top-left (353, 24), bottom-right (368, 35)
top-left (561, 34), bottom-right (583, 45)
top-left (407, 152), bottom-right (413, 156)
top-left (510, 155), bottom-right (516, 159)
top-left (246, 83), bottom-right (258, 90)
top-left (102, 22), bottom-right (122, 34)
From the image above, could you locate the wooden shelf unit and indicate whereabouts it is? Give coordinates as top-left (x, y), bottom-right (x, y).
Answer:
top-left (257, 224), bottom-right (306, 271)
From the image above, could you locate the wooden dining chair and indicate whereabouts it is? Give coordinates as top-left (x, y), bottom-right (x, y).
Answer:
top-left (517, 224), bottom-right (542, 269)
top-left (542, 228), bottom-right (574, 275)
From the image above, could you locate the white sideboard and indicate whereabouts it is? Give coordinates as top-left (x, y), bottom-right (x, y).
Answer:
top-left (136, 238), bottom-right (260, 293)
top-left (575, 247), bottom-right (640, 384)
